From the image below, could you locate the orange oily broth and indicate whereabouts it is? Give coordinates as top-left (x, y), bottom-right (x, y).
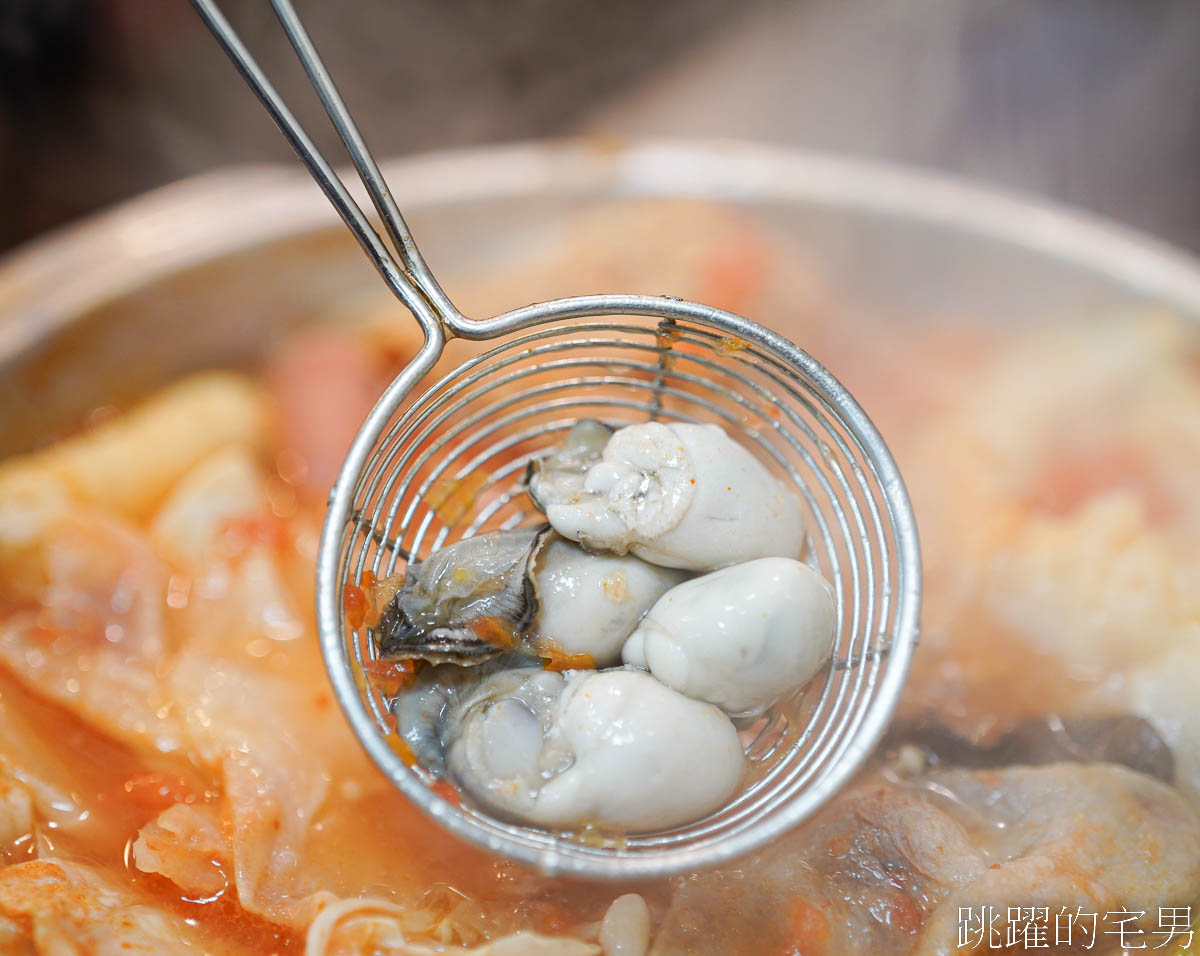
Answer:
top-left (195, 514), bottom-right (640, 934)
top-left (0, 549), bottom-right (634, 951)
top-left (0, 665), bottom-right (296, 952)
top-left (0, 664), bottom-right (186, 864)
top-left (0, 495), bottom-right (644, 948)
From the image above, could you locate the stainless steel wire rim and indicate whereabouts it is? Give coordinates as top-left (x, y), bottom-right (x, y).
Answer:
top-left (315, 295), bottom-right (921, 879)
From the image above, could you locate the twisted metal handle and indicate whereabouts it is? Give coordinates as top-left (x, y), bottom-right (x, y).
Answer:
top-left (189, 0), bottom-right (459, 344)
top-left (190, 1), bottom-right (763, 350)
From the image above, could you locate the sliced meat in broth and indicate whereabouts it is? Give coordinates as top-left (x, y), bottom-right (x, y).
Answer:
top-left (652, 763), bottom-right (1200, 955)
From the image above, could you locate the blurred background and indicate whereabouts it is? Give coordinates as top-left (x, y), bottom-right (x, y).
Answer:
top-left (1, 0), bottom-right (1197, 256)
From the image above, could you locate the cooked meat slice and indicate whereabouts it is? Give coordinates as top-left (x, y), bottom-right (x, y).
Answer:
top-left (652, 763), bottom-right (1200, 955)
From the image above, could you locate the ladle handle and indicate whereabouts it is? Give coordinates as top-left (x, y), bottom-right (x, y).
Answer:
top-left (190, 0), bottom-right (460, 346)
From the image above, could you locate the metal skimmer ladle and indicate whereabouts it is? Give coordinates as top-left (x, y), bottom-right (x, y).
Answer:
top-left (192, 0), bottom-right (920, 880)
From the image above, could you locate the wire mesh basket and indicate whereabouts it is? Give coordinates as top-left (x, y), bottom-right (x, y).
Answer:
top-left (318, 309), bottom-right (920, 879)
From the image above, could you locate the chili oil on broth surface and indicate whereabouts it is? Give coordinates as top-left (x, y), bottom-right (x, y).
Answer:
top-left (0, 199), bottom-right (1198, 954)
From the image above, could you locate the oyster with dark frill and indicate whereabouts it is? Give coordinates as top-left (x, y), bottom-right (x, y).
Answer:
top-left (376, 529), bottom-right (545, 665)
top-left (373, 524), bottom-right (685, 666)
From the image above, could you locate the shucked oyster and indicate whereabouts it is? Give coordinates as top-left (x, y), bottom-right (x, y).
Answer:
top-left (525, 418), bottom-right (613, 509)
top-left (622, 557), bottom-right (836, 719)
top-left (416, 665), bottom-right (745, 830)
top-left (528, 420), bottom-right (807, 571)
top-left (391, 656), bottom-right (535, 774)
top-left (374, 526), bottom-right (684, 666)
top-left (534, 533), bottom-right (688, 665)
top-left (376, 529), bottom-right (541, 664)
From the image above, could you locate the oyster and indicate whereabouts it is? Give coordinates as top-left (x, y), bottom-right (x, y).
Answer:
top-left (525, 418), bottom-right (613, 511)
top-left (376, 529), bottom-right (543, 664)
top-left (374, 527), bottom-right (684, 666)
top-left (622, 557), bottom-right (836, 718)
top-left (442, 666), bottom-right (745, 830)
top-left (528, 420), bottom-right (807, 571)
top-left (533, 533), bottom-right (688, 666)
top-left (391, 658), bottom-right (541, 774)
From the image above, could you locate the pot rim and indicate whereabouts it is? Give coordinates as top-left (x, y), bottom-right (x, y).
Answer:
top-left (2, 137), bottom-right (1198, 362)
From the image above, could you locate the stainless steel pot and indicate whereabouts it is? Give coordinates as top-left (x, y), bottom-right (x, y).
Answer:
top-left (2, 139), bottom-right (1198, 457)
